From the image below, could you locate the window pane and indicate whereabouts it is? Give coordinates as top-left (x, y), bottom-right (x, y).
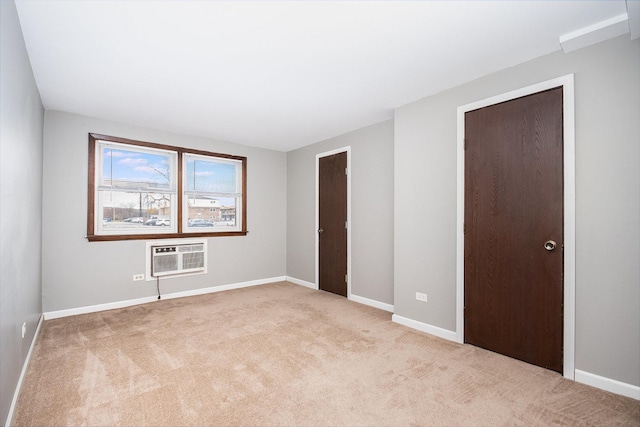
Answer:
top-left (185, 196), bottom-right (238, 229)
top-left (101, 144), bottom-right (173, 191)
top-left (185, 155), bottom-right (239, 194)
top-left (99, 190), bottom-right (173, 232)
top-left (88, 133), bottom-right (246, 240)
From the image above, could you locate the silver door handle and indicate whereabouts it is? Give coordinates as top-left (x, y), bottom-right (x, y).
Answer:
top-left (544, 240), bottom-right (557, 251)
top-left (318, 228), bottom-right (324, 234)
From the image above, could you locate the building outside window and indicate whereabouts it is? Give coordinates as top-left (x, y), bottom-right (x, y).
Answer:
top-left (87, 133), bottom-right (246, 241)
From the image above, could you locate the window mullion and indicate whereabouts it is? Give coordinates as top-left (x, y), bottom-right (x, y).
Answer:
top-left (178, 151), bottom-right (183, 233)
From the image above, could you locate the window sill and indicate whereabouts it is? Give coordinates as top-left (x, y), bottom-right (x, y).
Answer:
top-left (86, 231), bottom-right (248, 242)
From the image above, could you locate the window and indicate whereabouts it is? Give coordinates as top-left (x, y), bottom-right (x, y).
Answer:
top-left (183, 153), bottom-right (243, 233)
top-left (87, 133), bottom-right (247, 241)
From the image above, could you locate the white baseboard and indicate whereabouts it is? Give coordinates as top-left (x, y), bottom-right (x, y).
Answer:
top-left (286, 277), bottom-right (394, 312)
top-left (5, 314), bottom-right (43, 427)
top-left (161, 276), bottom-right (286, 301)
top-left (23, 284), bottom-right (640, 414)
top-left (44, 296), bottom-right (158, 320)
top-left (349, 294), bottom-right (394, 313)
top-left (575, 369), bottom-right (640, 400)
top-left (389, 312), bottom-right (639, 400)
top-left (392, 314), bottom-right (458, 342)
top-left (285, 276), bottom-right (317, 290)
top-left (44, 276), bottom-right (286, 320)
top-left (392, 313), bottom-right (639, 401)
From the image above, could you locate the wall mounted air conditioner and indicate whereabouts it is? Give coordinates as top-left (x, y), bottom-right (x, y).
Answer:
top-left (149, 241), bottom-right (206, 278)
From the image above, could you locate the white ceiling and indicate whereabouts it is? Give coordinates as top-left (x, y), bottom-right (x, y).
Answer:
top-left (15, 1), bottom-right (633, 152)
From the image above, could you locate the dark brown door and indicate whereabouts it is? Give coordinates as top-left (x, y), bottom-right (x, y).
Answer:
top-left (464, 87), bottom-right (564, 373)
top-left (318, 151), bottom-right (347, 297)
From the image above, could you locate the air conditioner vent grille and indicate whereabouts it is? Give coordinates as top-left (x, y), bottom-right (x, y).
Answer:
top-left (182, 251), bottom-right (204, 270)
top-left (153, 254), bottom-right (179, 274)
top-left (179, 244), bottom-right (204, 253)
top-left (150, 242), bottom-right (206, 277)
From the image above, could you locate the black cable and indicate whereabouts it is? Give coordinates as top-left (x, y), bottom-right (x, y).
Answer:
top-left (156, 276), bottom-right (161, 300)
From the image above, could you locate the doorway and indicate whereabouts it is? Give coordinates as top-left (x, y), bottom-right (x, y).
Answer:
top-left (456, 75), bottom-right (576, 378)
top-left (464, 87), bottom-right (563, 372)
top-left (316, 148), bottom-right (350, 297)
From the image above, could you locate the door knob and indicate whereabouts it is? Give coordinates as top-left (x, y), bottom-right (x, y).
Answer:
top-left (318, 228), bottom-right (324, 234)
top-left (544, 240), bottom-right (557, 251)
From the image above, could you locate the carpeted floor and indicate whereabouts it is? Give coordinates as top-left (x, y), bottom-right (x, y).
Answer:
top-left (12, 281), bottom-right (640, 426)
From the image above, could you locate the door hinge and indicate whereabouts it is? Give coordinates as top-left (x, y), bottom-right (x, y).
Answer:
top-left (464, 139), bottom-right (467, 150)
top-left (345, 221), bottom-right (348, 229)
top-left (345, 274), bottom-right (348, 283)
top-left (345, 167), bottom-right (348, 175)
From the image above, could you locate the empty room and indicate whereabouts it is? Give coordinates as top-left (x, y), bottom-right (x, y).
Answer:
top-left (1, 0), bottom-right (639, 425)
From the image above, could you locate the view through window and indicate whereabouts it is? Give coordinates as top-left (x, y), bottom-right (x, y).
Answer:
top-left (87, 133), bottom-right (247, 241)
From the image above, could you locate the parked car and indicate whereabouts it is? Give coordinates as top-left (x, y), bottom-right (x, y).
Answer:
top-left (145, 219), bottom-right (157, 226)
top-left (156, 218), bottom-right (170, 226)
top-left (124, 217), bottom-right (144, 223)
top-left (190, 219), bottom-right (214, 227)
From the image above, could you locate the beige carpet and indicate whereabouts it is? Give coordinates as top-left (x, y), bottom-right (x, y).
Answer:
top-left (13, 281), bottom-right (639, 426)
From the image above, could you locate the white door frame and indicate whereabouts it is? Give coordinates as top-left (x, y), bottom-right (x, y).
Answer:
top-left (456, 75), bottom-right (576, 379)
top-left (316, 146), bottom-right (352, 298)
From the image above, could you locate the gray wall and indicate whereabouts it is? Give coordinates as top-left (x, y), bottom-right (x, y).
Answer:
top-left (0, 1), bottom-right (44, 423)
top-left (394, 35), bottom-right (640, 386)
top-left (2, 4), bottom-right (637, 416)
top-left (287, 120), bottom-right (394, 305)
top-left (42, 111), bottom-right (286, 312)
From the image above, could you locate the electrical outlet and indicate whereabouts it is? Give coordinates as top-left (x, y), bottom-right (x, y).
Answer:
top-left (133, 274), bottom-right (145, 281)
top-left (416, 292), bottom-right (428, 303)
top-left (22, 322), bottom-right (26, 339)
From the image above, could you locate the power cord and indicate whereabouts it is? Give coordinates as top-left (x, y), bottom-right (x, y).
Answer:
top-left (156, 276), bottom-right (161, 300)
